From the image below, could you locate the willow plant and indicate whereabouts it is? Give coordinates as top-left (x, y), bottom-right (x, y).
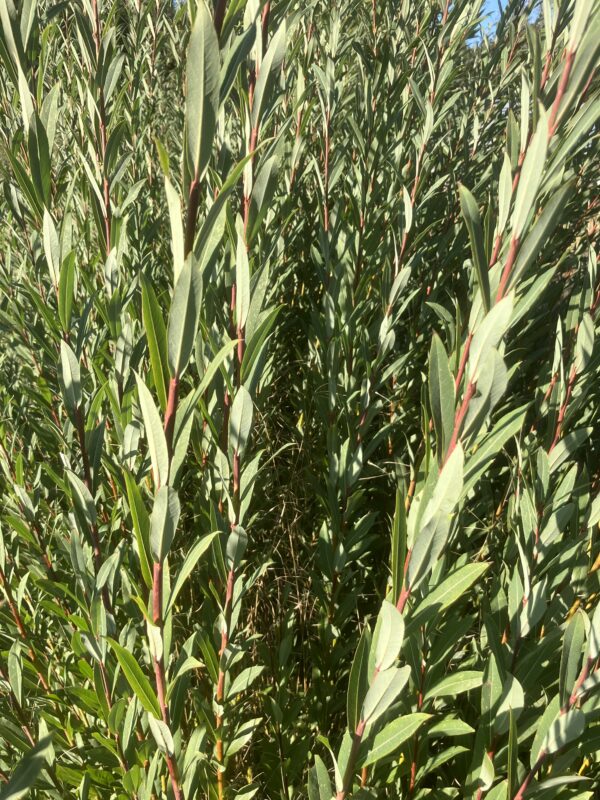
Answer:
top-left (0, 1), bottom-right (599, 800)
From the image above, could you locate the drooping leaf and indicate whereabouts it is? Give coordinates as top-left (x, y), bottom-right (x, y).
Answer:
top-left (107, 639), bottom-right (161, 718)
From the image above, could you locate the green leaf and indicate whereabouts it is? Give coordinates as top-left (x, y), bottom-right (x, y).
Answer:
top-left (165, 532), bottom-right (218, 616)
top-left (410, 563), bottom-right (489, 629)
top-left (541, 707), bottom-right (586, 759)
top-left (407, 445), bottom-right (464, 592)
top-left (497, 150), bottom-right (512, 235)
top-left (42, 208), bottom-right (60, 286)
top-left (7, 642), bottom-right (21, 707)
top-left (574, 313), bottom-right (594, 373)
top-left (196, 339), bottom-right (238, 396)
top-left (511, 181), bottom-right (574, 285)
top-left (468, 296), bottom-right (513, 383)
top-left (165, 176), bottom-right (184, 283)
top-left (107, 639), bottom-right (161, 718)
top-left (59, 340), bottom-right (81, 418)
top-left (141, 274), bottom-right (169, 412)
top-left (347, 625), bottom-right (371, 733)
top-left (135, 373), bottom-right (169, 489)
top-left (494, 674), bottom-right (524, 734)
top-left (361, 665), bottom-right (411, 725)
top-left (559, 610), bottom-right (586, 707)
top-left (167, 253), bottom-right (202, 378)
top-left (226, 525), bottom-right (248, 570)
top-left (424, 670), bottom-right (483, 701)
top-left (307, 754), bottom-right (333, 800)
top-left (194, 153), bottom-right (253, 264)
top-left (67, 470), bottom-right (96, 530)
top-left (58, 252), bottom-right (75, 332)
top-left (463, 403), bottom-right (529, 494)
top-left (359, 714), bottom-right (430, 767)
top-left (229, 386), bottom-right (253, 457)
top-left (0, 735), bottom-right (54, 800)
top-left (124, 470), bottom-right (153, 589)
top-left (507, 706), bottom-right (518, 796)
top-left (568, 0), bottom-right (595, 50)
top-left (391, 489), bottom-right (407, 606)
top-left (372, 600), bottom-right (405, 672)
top-left (511, 105), bottom-right (548, 238)
top-left (251, 20), bottom-right (287, 129)
top-left (147, 715), bottom-right (174, 755)
top-left (587, 603), bottom-right (600, 661)
top-left (236, 231), bottom-right (250, 330)
top-left (530, 695), bottom-right (560, 767)
top-left (228, 666), bottom-right (265, 698)
top-left (224, 717), bottom-right (262, 757)
top-left (459, 185), bottom-right (490, 312)
top-left (185, 0), bottom-right (220, 180)
top-left (427, 717), bottom-right (474, 737)
top-left (549, 428), bottom-right (592, 473)
top-left (429, 333), bottom-right (455, 459)
top-left (150, 485), bottom-right (180, 564)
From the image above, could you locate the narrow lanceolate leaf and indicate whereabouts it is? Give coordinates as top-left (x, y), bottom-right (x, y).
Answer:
top-left (149, 485), bottom-right (180, 563)
top-left (347, 625), bottom-right (371, 733)
top-left (559, 610), bottom-right (586, 707)
top-left (8, 642), bottom-right (21, 707)
top-left (226, 525), bottom-right (248, 570)
top-left (407, 445), bottom-right (464, 592)
top-left (250, 20), bottom-right (287, 129)
top-left (59, 340), bottom-right (81, 418)
top-left (167, 254), bottom-right (202, 378)
top-left (148, 715), bottom-right (174, 755)
top-left (511, 180), bottom-right (574, 285)
top-left (165, 176), bottom-right (184, 284)
top-left (359, 714), bottom-right (430, 767)
top-left (511, 105), bottom-right (548, 238)
top-left (236, 231), bottom-right (250, 329)
top-left (228, 666), bottom-right (265, 698)
top-left (391, 489), bottom-right (407, 606)
top-left (361, 665), bottom-right (411, 725)
top-left (548, 428), bottom-right (592, 473)
top-left (230, 385), bottom-right (253, 456)
top-left (307, 755), bottom-right (333, 800)
top-left (165, 532), bottom-right (217, 616)
top-left (124, 470), bottom-right (153, 589)
top-left (459, 186), bottom-right (490, 311)
top-left (494, 674), bottom-right (525, 734)
top-left (467, 296), bottom-right (513, 382)
top-left (135, 374), bottom-right (169, 488)
top-left (107, 639), bottom-right (161, 718)
top-left (424, 670), bottom-right (483, 700)
top-left (185, 0), bottom-right (220, 180)
top-left (141, 274), bottom-right (169, 411)
top-left (42, 208), bottom-right (60, 286)
top-left (497, 150), bottom-right (512, 234)
top-left (429, 334), bottom-right (455, 458)
top-left (58, 252), bottom-right (75, 332)
top-left (372, 600), bottom-right (405, 672)
top-left (587, 603), bottom-right (600, 661)
top-left (540, 708), bottom-right (586, 760)
top-left (409, 563), bottom-right (489, 629)
top-left (0, 736), bottom-right (54, 800)
top-left (67, 471), bottom-right (96, 529)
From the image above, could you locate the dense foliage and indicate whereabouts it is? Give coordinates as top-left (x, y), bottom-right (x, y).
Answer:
top-left (0, 0), bottom-right (599, 798)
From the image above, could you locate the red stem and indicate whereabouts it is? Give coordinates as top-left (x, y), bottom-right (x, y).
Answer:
top-left (548, 49), bottom-right (576, 138)
top-left (444, 381), bottom-right (476, 465)
top-left (495, 235), bottom-right (520, 302)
